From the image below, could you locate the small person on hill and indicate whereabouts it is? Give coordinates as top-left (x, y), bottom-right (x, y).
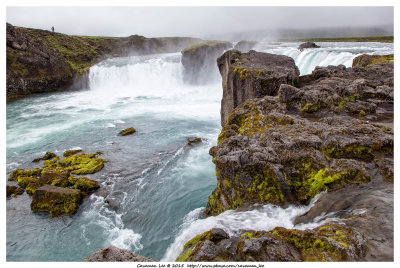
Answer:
top-left (51, 26), bottom-right (54, 32)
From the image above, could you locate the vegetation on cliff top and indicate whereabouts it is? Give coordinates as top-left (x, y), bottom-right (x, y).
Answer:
top-left (283, 36), bottom-right (393, 43)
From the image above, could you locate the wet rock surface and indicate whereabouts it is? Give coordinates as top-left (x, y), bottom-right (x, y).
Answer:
top-left (233, 40), bottom-right (257, 52)
top-left (352, 54), bottom-right (394, 68)
top-left (181, 41), bottom-right (232, 84)
top-left (217, 50), bottom-right (299, 126)
top-left (180, 51), bottom-right (393, 261)
top-left (84, 246), bottom-right (155, 262)
top-left (298, 42), bottom-right (320, 51)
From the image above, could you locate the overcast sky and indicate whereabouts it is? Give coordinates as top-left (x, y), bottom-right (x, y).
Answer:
top-left (6, 6), bottom-right (393, 38)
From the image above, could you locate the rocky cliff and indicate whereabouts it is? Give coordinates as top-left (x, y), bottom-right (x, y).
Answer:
top-left (178, 51), bottom-right (393, 261)
top-left (6, 23), bottom-right (201, 101)
top-left (217, 50), bottom-right (299, 126)
top-left (181, 40), bottom-right (232, 84)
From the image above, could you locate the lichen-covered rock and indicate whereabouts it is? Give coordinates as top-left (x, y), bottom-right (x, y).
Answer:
top-left (205, 62), bottom-right (393, 217)
top-left (6, 185), bottom-right (25, 198)
top-left (17, 176), bottom-right (38, 188)
top-left (352, 54), bottom-right (394, 68)
top-left (63, 149), bottom-right (82, 157)
top-left (187, 137), bottom-right (202, 146)
top-left (217, 50), bottom-right (299, 126)
top-left (233, 40), bottom-right (257, 52)
top-left (73, 177), bottom-right (100, 196)
top-left (118, 127), bottom-right (136, 136)
top-left (84, 246), bottom-right (155, 262)
top-left (298, 42), bottom-right (320, 51)
top-left (181, 41), bottom-right (232, 84)
top-left (31, 185), bottom-right (82, 217)
top-left (177, 224), bottom-right (367, 262)
top-left (32, 151), bottom-right (57, 162)
top-left (8, 168), bottom-right (42, 181)
top-left (8, 149), bottom-right (105, 217)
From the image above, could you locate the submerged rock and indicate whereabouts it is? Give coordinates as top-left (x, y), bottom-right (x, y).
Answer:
top-left (31, 185), bottom-right (82, 218)
top-left (352, 54), bottom-right (394, 68)
top-left (84, 246), bottom-right (155, 262)
top-left (298, 42), bottom-right (320, 51)
top-left (233, 40), bottom-right (257, 52)
top-left (181, 40), bottom-right (232, 84)
top-left (217, 50), bottom-right (299, 126)
top-left (118, 127), bottom-right (136, 136)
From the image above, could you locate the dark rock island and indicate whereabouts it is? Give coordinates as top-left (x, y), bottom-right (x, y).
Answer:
top-left (177, 51), bottom-right (393, 261)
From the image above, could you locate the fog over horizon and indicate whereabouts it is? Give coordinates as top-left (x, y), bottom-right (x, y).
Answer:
top-left (6, 6), bottom-right (393, 40)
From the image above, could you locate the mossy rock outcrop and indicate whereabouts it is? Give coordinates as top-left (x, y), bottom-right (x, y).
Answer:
top-left (31, 185), bottom-right (82, 217)
top-left (177, 224), bottom-right (367, 261)
top-left (217, 50), bottom-right (300, 126)
top-left (7, 149), bottom-right (105, 217)
top-left (352, 54), bottom-right (394, 68)
top-left (84, 246), bottom-right (155, 262)
top-left (118, 127), bottom-right (136, 136)
top-left (181, 40), bottom-right (232, 84)
top-left (206, 62), bottom-right (393, 217)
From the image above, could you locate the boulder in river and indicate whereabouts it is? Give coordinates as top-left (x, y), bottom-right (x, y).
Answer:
top-left (118, 127), bottom-right (136, 136)
top-left (6, 185), bottom-right (25, 198)
top-left (298, 42), bottom-right (320, 51)
top-left (187, 137), bottom-right (202, 146)
top-left (31, 185), bottom-right (82, 217)
top-left (84, 246), bottom-right (155, 262)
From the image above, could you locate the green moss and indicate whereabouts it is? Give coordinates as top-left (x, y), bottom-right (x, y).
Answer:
top-left (239, 69), bottom-right (249, 80)
top-left (17, 177), bottom-right (38, 188)
top-left (63, 149), bottom-right (82, 157)
top-left (380, 126), bottom-right (391, 131)
top-left (9, 168), bottom-right (42, 181)
top-left (300, 102), bottom-right (320, 113)
top-left (73, 177), bottom-right (100, 194)
top-left (176, 231), bottom-right (212, 261)
top-left (25, 183), bottom-right (40, 195)
top-left (359, 110), bottom-right (366, 116)
top-left (323, 144), bottom-right (374, 161)
top-left (181, 40), bottom-right (231, 54)
top-left (60, 153), bottom-right (104, 175)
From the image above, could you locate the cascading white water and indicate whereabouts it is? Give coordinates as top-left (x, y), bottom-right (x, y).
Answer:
top-left (162, 192), bottom-right (340, 261)
top-left (257, 41), bottom-right (394, 75)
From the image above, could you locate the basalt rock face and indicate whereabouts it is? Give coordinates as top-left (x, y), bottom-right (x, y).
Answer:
top-left (218, 50), bottom-right (299, 126)
top-left (181, 41), bottom-right (233, 84)
top-left (84, 246), bottom-right (155, 262)
top-left (6, 23), bottom-right (201, 101)
top-left (233, 40), bottom-right (257, 52)
top-left (186, 61), bottom-right (393, 261)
